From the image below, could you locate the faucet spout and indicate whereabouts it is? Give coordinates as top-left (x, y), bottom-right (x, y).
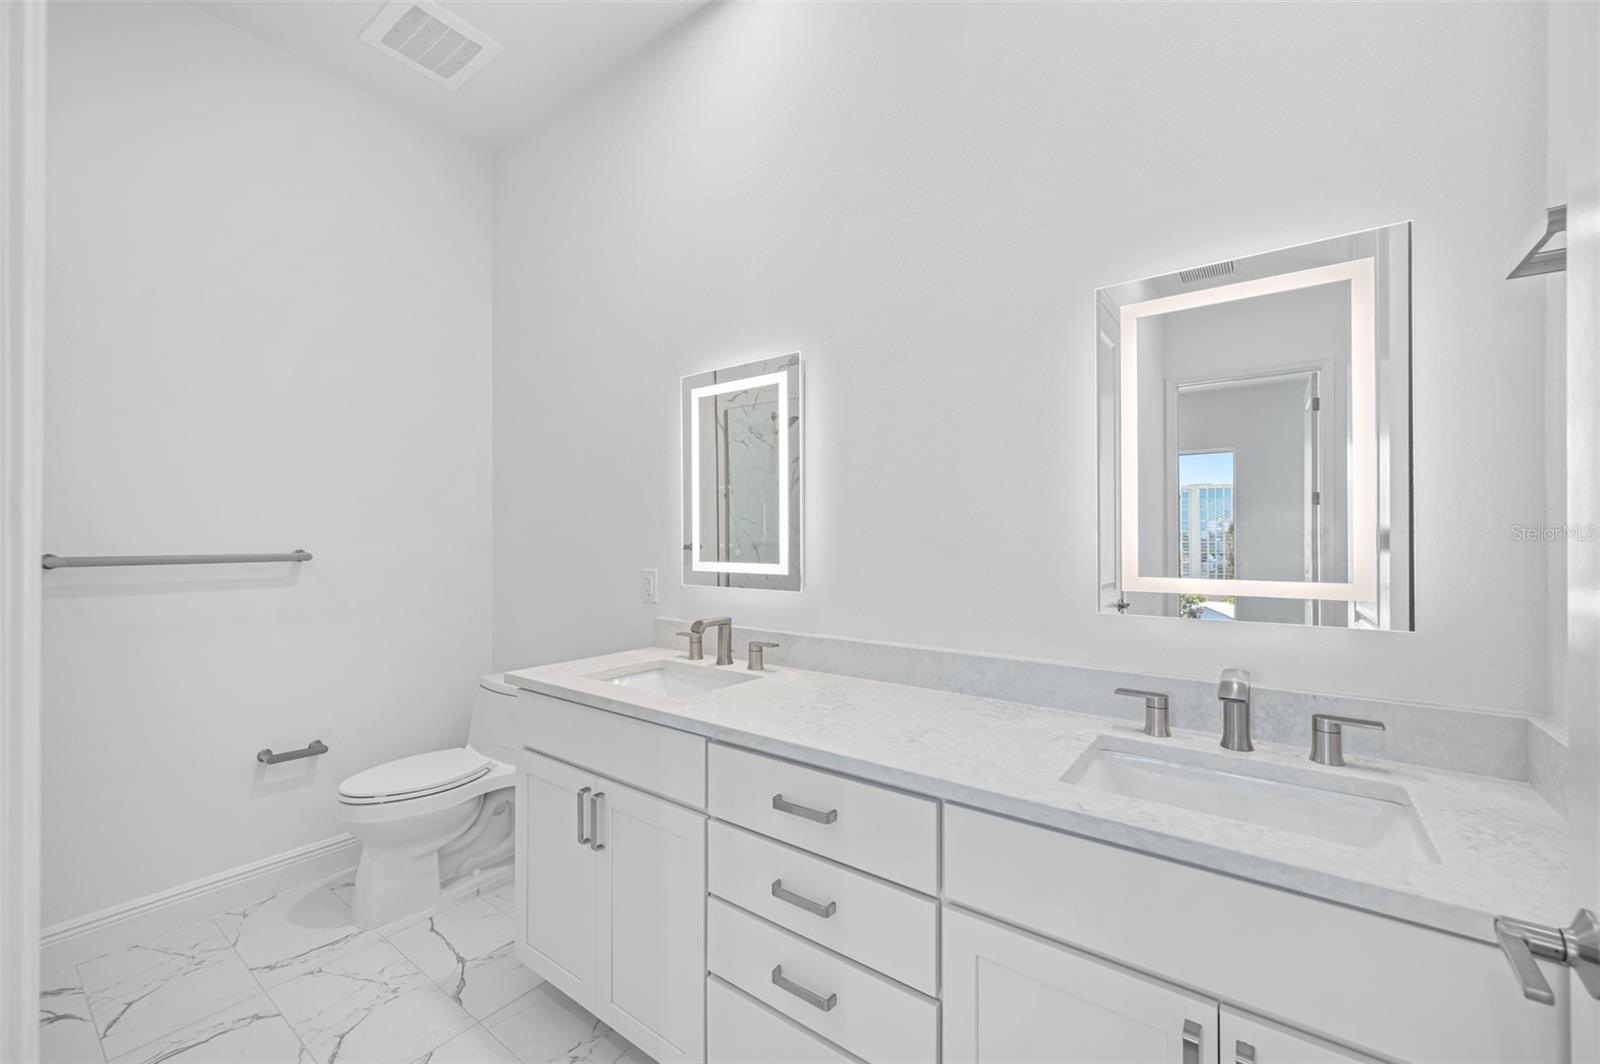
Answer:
top-left (689, 616), bottom-right (735, 666)
top-left (1218, 667), bottom-right (1253, 752)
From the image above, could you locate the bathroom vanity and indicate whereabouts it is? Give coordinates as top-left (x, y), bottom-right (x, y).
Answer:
top-left (493, 648), bottom-right (1568, 1064)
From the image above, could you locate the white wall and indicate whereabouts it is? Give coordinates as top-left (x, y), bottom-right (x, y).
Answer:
top-left (44, 3), bottom-right (493, 925)
top-left (492, 1), bottom-right (1552, 715)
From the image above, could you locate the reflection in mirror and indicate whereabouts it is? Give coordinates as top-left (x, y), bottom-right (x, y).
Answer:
top-left (682, 353), bottom-right (803, 591)
top-left (1097, 224), bottom-right (1411, 629)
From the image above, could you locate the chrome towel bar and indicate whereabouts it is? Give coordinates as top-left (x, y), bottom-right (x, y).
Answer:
top-left (257, 740), bottom-right (328, 765)
top-left (42, 549), bottom-right (311, 569)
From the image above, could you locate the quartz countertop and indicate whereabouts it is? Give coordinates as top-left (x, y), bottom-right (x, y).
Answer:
top-left (503, 647), bottom-right (1566, 944)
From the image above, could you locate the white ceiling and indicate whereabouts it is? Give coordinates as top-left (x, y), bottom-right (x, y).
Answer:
top-left (194, 0), bottom-right (709, 149)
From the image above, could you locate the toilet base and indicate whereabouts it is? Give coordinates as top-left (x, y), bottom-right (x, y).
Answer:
top-left (351, 844), bottom-right (445, 930)
top-left (341, 784), bottom-right (515, 930)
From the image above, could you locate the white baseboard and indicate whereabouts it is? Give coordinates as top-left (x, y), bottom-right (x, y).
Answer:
top-left (41, 834), bottom-right (362, 972)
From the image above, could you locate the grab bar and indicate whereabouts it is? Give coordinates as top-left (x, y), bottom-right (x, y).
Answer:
top-left (43, 549), bottom-right (311, 570)
top-left (257, 740), bottom-right (328, 765)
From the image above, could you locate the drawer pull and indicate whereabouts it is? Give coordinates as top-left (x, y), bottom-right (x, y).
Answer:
top-left (1182, 1020), bottom-right (1202, 1064)
top-left (1235, 1040), bottom-right (1256, 1064)
top-left (771, 878), bottom-right (837, 918)
top-left (576, 786), bottom-right (592, 846)
top-left (588, 791), bottom-right (606, 851)
top-left (772, 793), bottom-right (838, 824)
top-left (771, 964), bottom-right (837, 1012)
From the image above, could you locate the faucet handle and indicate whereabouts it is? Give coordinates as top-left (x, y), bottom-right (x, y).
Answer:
top-left (1114, 688), bottom-right (1171, 738)
top-left (1312, 714), bottom-right (1385, 733)
top-left (747, 641), bottom-right (779, 672)
top-left (677, 630), bottom-right (704, 661)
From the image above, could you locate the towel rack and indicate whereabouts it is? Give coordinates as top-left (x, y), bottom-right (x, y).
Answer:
top-left (1508, 205), bottom-right (1566, 278)
top-left (41, 549), bottom-right (311, 570)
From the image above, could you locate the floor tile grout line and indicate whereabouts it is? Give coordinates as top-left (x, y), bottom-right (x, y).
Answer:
top-left (222, 913), bottom-right (322, 1064)
top-left (100, 917), bottom-right (282, 1064)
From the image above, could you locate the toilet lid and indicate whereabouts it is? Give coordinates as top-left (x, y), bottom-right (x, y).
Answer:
top-left (339, 748), bottom-right (492, 802)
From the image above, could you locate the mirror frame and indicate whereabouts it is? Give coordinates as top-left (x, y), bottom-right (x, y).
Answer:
top-left (1117, 258), bottom-right (1377, 602)
top-left (680, 352), bottom-right (803, 591)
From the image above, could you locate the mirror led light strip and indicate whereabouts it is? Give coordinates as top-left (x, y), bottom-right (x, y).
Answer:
top-left (1118, 258), bottom-right (1378, 602)
top-left (689, 371), bottom-right (790, 575)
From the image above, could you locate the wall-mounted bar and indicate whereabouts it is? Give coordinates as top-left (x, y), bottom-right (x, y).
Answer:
top-left (257, 740), bottom-right (328, 765)
top-left (41, 549), bottom-right (311, 570)
top-left (1508, 205), bottom-right (1567, 278)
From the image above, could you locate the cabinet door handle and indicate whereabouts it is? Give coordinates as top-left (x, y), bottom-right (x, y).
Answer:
top-left (771, 794), bottom-right (838, 824)
top-left (575, 787), bottom-right (592, 846)
top-left (588, 791), bottom-right (606, 851)
top-left (771, 964), bottom-right (837, 1012)
top-left (1235, 1040), bottom-right (1256, 1064)
top-left (771, 879), bottom-right (837, 918)
top-left (1182, 1019), bottom-right (1202, 1064)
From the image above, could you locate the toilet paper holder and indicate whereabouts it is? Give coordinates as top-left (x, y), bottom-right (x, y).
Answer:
top-left (257, 739), bottom-right (329, 765)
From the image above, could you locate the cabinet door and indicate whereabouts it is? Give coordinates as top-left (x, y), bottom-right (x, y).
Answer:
top-left (516, 751), bottom-right (598, 1009)
top-left (944, 907), bottom-right (1217, 1064)
top-left (1219, 1008), bottom-right (1376, 1064)
top-left (593, 778), bottom-right (707, 1064)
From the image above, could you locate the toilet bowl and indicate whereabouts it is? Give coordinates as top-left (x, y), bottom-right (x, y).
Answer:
top-left (336, 674), bottom-right (519, 930)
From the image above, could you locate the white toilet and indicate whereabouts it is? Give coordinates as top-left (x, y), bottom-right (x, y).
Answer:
top-left (336, 674), bottom-right (519, 930)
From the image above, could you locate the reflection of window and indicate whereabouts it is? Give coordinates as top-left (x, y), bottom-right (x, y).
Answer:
top-left (1177, 451), bottom-right (1235, 581)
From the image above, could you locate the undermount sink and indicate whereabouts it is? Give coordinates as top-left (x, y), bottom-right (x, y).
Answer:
top-left (598, 661), bottom-right (756, 699)
top-left (1062, 737), bottom-right (1439, 863)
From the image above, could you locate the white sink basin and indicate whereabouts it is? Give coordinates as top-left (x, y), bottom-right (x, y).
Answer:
top-left (1062, 737), bottom-right (1438, 863)
top-left (598, 662), bottom-right (756, 699)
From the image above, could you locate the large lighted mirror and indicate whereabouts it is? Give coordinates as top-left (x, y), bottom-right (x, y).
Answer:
top-left (682, 353), bottom-right (803, 591)
top-left (1097, 224), bottom-right (1412, 629)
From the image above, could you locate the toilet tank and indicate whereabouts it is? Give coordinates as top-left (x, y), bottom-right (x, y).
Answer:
top-left (467, 673), bottom-right (521, 764)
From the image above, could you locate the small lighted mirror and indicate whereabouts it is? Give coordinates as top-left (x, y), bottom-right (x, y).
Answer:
top-left (1097, 224), bottom-right (1412, 629)
top-left (681, 353), bottom-right (803, 591)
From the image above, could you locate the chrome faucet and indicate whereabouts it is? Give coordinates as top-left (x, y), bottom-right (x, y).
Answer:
top-left (1218, 668), bottom-right (1253, 752)
top-left (1113, 688), bottom-right (1171, 737)
top-left (690, 616), bottom-right (734, 666)
top-left (1309, 714), bottom-right (1385, 766)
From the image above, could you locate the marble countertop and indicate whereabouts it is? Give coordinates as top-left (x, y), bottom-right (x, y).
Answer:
top-left (503, 647), bottom-right (1566, 945)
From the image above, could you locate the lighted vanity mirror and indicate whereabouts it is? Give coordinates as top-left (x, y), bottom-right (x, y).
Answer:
top-left (1097, 223), bottom-right (1412, 629)
top-left (681, 353), bottom-right (803, 591)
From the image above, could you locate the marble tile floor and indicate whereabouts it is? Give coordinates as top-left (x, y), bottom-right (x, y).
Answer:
top-left (39, 873), bottom-right (650, 1064)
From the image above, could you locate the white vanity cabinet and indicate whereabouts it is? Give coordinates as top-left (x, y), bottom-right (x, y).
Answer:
top-left (506, 685), bottom-right (1563, 1064)
top-left (943, 805), bottom-right (1562, 1063)
top-left (944, 907), bottom-right (1217, 1064)
top-left (512, 697), bottom-right (709, 1064)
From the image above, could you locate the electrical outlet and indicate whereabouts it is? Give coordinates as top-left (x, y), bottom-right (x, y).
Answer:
top-left (641, 568), bottom-right (659, 604)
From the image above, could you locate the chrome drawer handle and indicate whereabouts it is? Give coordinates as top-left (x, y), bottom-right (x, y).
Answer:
top-left (1235, 1040), bottom-right (1256, 1064)
top-left (771, 879), bottom-right (837, 918)
top-left (771, 964), bottom-right (837, 1012)
top-left (588, 791), bottom-right (606, 851)
top-left (772, 794), bottom-right (838, 824)
top-left (576, 787), bottom-right (591, 846)
top-left (1182, 1020), bottom-right (1202, 1064)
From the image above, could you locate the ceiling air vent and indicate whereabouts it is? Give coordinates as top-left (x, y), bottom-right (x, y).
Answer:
top-left (360, 0), bottom-right (501, 89)
top-left (1178, 261), bottom-right (1236, 284)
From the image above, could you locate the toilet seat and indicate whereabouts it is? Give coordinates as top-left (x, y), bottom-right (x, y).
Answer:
top-left (339, 748), bottom-right (493, 805)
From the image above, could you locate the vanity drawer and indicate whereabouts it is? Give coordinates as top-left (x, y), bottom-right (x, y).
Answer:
top-left (708, 820), bottom-right (937, 995)
top-left (707, 897), bottom-right (938, 1064)
top-left (708, 744), bottom-right (938, 892)
top-left (517, 689), bottom-right (706, 808)
top-left (707, 975), bottom-right (861, 1064)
